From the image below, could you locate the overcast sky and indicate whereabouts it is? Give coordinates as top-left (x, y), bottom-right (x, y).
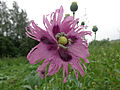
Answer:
top-left (3, 0), bottom-right (120, 41)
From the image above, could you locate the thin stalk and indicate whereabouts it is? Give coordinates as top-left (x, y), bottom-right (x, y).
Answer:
top-left (45, 68), bottom-right (47, 89)
top-left (45, 76), bottom-right (47, 89)
top-left (55, 74), bottom-right (58, 89)
top-left (73, 12), bottom-right (75, 19)
top-left (62, 82), bottom-right (64, 90)
top-left (94, 32), bottom-right (96, 40)
top-left (62, 71), bottom-right (64, 90)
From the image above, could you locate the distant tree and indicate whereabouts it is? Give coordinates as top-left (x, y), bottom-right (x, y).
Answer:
top-left (0, 1), bottom-right (28, 39)
top-left (0, 1), bottom-right (35, 57)
top-left (0, 36), bottom-right (17, 57)
top-left (9, 1), bottom-right (28, 40)
top-left (0, 1), bottom-right (11, 36)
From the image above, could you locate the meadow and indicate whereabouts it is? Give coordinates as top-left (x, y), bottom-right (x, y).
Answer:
top-left (0, 40), bottom-right (120, 90)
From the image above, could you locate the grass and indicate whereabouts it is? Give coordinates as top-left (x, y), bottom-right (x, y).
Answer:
top-left (0, 41), bottom-right (120, 90)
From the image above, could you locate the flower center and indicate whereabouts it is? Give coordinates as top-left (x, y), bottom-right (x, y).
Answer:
top-left (58, 36), bottom-right (68, 45)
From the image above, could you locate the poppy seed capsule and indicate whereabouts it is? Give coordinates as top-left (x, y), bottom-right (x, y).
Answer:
top-left (58, 36), bottom-right (68, 45)
top-left (70, 2), bottom-right (78, 12)
top-left (92, 26), bottom-right (98, 32)
top-left (81, 21), bottom-right (85, 26)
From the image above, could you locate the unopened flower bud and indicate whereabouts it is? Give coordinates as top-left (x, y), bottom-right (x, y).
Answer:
top-left (64, 14), bottom-right (70, 19)
top-left (81, 21), bottom-right (85, 25)
top-left (70, 2), bottom-right (78, 12)
top-left (92, 26), bottom-right (98, 32)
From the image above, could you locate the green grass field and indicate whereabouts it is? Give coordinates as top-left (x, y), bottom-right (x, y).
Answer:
top-left (0, 41), bottom-right (120, 90)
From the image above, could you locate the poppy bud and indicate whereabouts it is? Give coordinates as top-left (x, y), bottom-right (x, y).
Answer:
top-left (64, 14), bottom-right (70, 19)
top-left (81, 21), bottom-right (85, 26)
top-left (92, 26), bottom-right (98, 32)
top-left (70, 2), bottom-right (78, 12)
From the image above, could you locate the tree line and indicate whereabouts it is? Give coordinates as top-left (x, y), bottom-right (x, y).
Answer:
top-left (0, 1), bottom-right (37, 57)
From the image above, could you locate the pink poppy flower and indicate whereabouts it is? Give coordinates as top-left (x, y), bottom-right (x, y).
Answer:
top-left (26, 6), bottom-right (91, 83)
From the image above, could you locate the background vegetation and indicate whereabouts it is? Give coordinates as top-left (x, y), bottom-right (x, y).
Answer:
top-left (0, 41), bottom-right (120, 90)
top-left (0, 1), bottom-right (37, 57)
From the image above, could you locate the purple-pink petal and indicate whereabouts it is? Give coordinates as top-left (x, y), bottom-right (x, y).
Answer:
top-left (47, 56), bottom-right (62, 76)
top-left (57, 6), bottom-right (64, 24)
top-left (70, 59), bottom-right (85, 76)
top-left (47, 63), bottom-right (61, 76)
top-left (37, 59), bottom-right (50, 78)
top-left (74, 71), bottom-right (78, 79)
top-left (68, 36), bottom-right (90, 63)
top-left (27, 43), bottom-right (56, 64)
top-left (26, 20), bottom-right (50, 41)
top-left (63, 63), bottom-right (68, 83)
top-left (69, 46), bottom-right (90, 63)
top-left (60, 16), bottom-right (74, 33)
top-left (52, 25), bottom-right (60, 36)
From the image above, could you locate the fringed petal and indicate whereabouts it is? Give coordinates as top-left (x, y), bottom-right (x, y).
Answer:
top-left (43, 15), bottom-right (57, 42)
top-left (68, 31), bottom-right (91, 63)
top-left (78, 31), bottom-right (92, 37)
top-left (57, 6), bottom-right (64, 24)
top-left (74, 71), bottom-right (78, 80)
top-left (47, 57), bottom-right (62, 76)
top-left (70, 59), bottom-right (85, 76)
top-left (26, 20), bottom-right (48, 41)
top-left (63, 63), bottom-right (68, 83)
top-left (61, 16), bottom-right (74, 33)
top-left (37, 59), bottom-right (50, 78)
top-left (27, 43), bottom-right (56, 64)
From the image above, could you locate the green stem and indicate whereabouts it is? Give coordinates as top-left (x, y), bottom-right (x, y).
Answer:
top-left (45, 77), bottom-right (47, 89)
top-left (62, 72), bottom-right (64, 90)
top-left (62, 82), bottom-right (64, 90)
top-left (45, 68), bottom-right (47, 89)
top-left (55, 74), bottom-right (58, 88)
top-left (94, 32), bottom-right (96, 40)
top-left (73, 12), bottom-right (75, 18)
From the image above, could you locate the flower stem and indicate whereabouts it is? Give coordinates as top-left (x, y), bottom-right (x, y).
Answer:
top-left (62, 81), bottom-right (64, 90)
top-left (94, 32), bottom-right (96, 40)
top-left (73, 12), bottom-right (75, 18)
top-left (45, 77), bottom-right (47, 89)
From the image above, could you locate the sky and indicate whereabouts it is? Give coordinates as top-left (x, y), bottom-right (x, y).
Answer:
top-left (3, 0), bottom-right (120, 42)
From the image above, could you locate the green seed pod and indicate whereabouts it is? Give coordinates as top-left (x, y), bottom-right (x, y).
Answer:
top-left (70, 2), bottom-right (78, 12)
top-left (92, 26), bottom-right (98, 32)
top-left (58, 36), bottom-right (68, 45)
top-left (81, 21), bottom-right (85, 25)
